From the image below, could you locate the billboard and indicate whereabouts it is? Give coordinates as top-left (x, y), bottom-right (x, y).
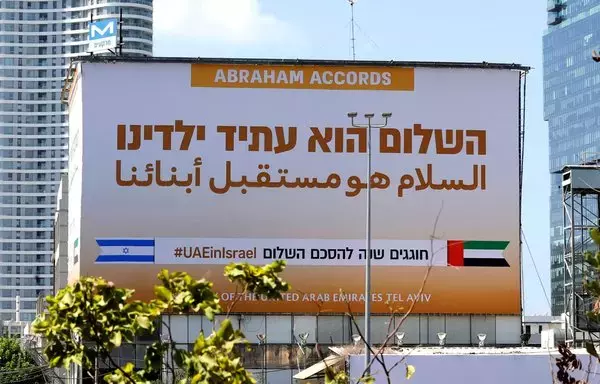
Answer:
top-left (70, 60), bottom-right (523, 315)
top-left (88, 18), bottom-right (118, 53)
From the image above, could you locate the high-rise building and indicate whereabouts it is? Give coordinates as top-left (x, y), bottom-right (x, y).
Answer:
top-left (0, 0), bottom-right (152, 322)
top-left (543, 0), bottom-right (600, 315)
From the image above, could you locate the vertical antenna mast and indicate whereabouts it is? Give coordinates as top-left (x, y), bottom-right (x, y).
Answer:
top-left (349, 0), bottom-right (356, 60)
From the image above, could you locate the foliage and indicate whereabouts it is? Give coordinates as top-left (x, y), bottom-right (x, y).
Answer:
top-left (555, 344), bottom-right (586, 384)
top-left (152, 269), bottom-right (221, 318)
top-left (32, 258), bottom-right (410, 383)
top-left (32, 276), bottom-right (157, 371)
top-left (321, 363), bottom-right (414, 384)
top-left (324, 370), bottom-right (374, 384)
top-left (405, 364), bottom-right (416, 380)
top-left (32, 261), bottom-right (291, 384)
top-left (224, 261), bottom-right (290, 300)
top-left (585, 228), bottom-right (600, 325)
top-left (558, 227), bottom-right (600, 383)
top-left (0, 337), bottom-right (44, 384)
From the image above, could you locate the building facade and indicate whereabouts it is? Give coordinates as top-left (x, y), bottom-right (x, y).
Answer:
top-left (543, 0), bottom-right (600, 315)
top-left (0, 0), bottom-right (152, 322)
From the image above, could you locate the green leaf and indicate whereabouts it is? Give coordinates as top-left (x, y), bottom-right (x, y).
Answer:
top-left (136, 316), bottom-right (151, 330)
top-left (50, 355), bottom-right (62, 367)
top-left (204, 306), bottom-right (216, 321)
top-left (155, 286), bottom-right (173, 302)
top-left (217, 319), bottom-right (234, 340)
top-left (406, 364), bottom-right (416, 379)
top-left (174, 348), bottom-right (189, 367)
top-left (110, 331), bottom-right (122, 347)
top-left (591, 228), bottom-right (600, 246)
top-left (60, 291), bottom-right (74, 306)
top-left (587, 342), bottom-right (599, 359)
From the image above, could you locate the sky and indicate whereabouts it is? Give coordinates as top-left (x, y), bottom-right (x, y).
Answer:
top-left (152, 0), bottom-right (551, 315)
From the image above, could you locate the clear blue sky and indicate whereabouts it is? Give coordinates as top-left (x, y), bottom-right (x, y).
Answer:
top-left (153, 0), bottom-right (551, 315)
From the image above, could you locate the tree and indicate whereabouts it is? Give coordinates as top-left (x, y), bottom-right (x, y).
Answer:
top-left (554, 227), bottom-right (600, 384)
top-left (32, 260), bottom-right (370, 384)
top-left (0, 337), bottom-right (44, 384)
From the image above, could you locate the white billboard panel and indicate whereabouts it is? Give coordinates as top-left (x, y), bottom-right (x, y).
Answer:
top-left (70, 61), bottom-right (523, 315)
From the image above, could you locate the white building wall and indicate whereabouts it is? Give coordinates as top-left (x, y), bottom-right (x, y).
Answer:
top-left (348, 351), bottom-right (592, 384)
top-left (52, 174), bottom-right (68, 294)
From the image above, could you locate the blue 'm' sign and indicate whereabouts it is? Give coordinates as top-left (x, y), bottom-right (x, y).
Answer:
top-left (89, 18), bottom-right (118, 41)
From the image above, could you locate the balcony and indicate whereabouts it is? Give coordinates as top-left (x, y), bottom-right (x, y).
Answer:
top-left (547, 0), bottom-right (566, 12)
top-left (548, 12), bottom-right (565, 26)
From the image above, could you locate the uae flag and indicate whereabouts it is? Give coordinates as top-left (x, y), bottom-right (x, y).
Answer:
top-left (447, 240), bottom-right (510, 267)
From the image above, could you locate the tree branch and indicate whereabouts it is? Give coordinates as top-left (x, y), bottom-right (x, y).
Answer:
top-left (358, 202), bottom-right (444, 380)
top-left (226, 286), bottom-right (245, 317)
top-left (160, 318), bottom-right (177, 384)
top-left (344, 303), bottom-right (392, 384)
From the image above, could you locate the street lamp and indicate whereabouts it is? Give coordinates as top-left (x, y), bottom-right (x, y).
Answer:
top-left (477, 333), bottom-right (487, 347)
top-left (257, 334), bottom-right (267, 384)
top-left (437, 332), bottom-right (447, 347)
top-left (347, 112), bottom-right (392, 373)
top-left (395, 332), bottom-right (406, 347)
top-left (297, 332), bottom-right (309, 370)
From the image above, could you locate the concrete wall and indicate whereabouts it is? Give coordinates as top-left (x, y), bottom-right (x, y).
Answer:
top-left (522, 316), bottom-right (564, 346)
top-left (52, 174), bottom-right (69, 294)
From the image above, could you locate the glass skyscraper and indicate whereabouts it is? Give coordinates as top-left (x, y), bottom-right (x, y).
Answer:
top-left (543, 0), bottom-right (600, 315)
top-left (0, 0), bottom-right (152, 322)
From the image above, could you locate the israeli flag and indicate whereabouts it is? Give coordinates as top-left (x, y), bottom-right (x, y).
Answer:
top-left (95, 238), bottom-right (155, 263)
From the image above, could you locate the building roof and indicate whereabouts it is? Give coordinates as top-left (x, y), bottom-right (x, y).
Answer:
top-left (523, 315), bottom-right (562, 323)
top-left (70, 55), bottom-right (531, 71)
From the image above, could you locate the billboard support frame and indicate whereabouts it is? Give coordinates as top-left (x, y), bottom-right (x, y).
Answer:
top-left (561, 165), bottom-right (600, 347)
top-left (518, 70), bottom-right (527, 326)
top-left (65, 56), bottom-right (532, 72)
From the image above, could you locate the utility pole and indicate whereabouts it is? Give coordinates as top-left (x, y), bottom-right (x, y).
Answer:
top-left (347, 112), bottom-right (392, 374)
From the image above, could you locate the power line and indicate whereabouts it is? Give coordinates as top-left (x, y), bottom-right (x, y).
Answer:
top-left (353, 21), bottom-right (381, 52)
top-left (521, 228), bottom-right (551, 310)
top-left (0, 364), bottom-right (49, 376)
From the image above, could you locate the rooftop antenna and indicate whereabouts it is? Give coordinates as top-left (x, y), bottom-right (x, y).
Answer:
top-left (348, 0), bottom-right (357, 60)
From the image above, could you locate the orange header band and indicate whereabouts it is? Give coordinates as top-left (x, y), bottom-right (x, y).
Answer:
top-left (190, 63), bottom-right (415, 91)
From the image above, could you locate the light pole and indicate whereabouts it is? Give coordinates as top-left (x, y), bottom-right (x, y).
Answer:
top-left (347, 112), bottom-right (392, 373)
top-left (257, 334), bottom-right (266, 384)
